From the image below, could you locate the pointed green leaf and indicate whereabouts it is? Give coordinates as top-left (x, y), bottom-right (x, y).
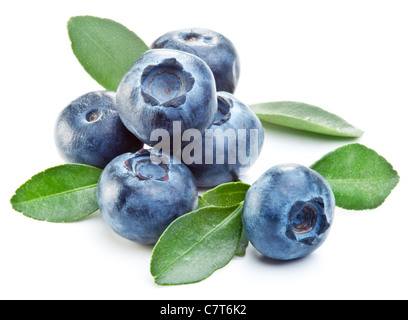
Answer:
top-left (68, 16), bottom-right (149, 91)
top-left (201, 182), bottom-right (250, 208)
top-left (10, 164), bottom-right (102, 222)
top-left (151, 203), bottom-right (244, 285)
top-left (250, 101), bottom-right (364, 137)
top-left (311, 143), bottom-right (399, 210)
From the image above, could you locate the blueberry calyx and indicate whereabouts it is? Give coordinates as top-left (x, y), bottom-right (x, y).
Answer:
top-left (146, 70), bottom-right (184, 101)
top-left (286, 198), bottom-right (331, 246)
top-left (291, 204), bottom-right (317, 234)
top-left (184, 34), bottom-right (198, 42)
top-left (141, 59), bottom-right (195, 107)
top-left (181, 32), bottom-right (213, 44)
top-left (85, 109), bottom-right (101, 122)
top-left (134, 159), bottom-right (169, 181)
top-left (124, 149), bottom-right (169, 181)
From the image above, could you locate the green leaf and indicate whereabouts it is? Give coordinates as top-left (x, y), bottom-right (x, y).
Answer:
top-left (250, 101), bottom-right (364, 137)
top-left (10, 164), bottom-right (102, 222)
top-left (310, 143), bottom-right (399, 210)
top-left (68, 16), bottom-right (149, 91)
top-left (197, 183), bottom-right (251, 258)
top-left (151, 203), bottom-right (244, 285)
top-left (201, 182), bottom-right (250, 208)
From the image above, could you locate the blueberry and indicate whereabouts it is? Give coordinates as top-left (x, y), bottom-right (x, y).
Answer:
top-left (54, 91), bottom-right (143, 168)
top-left (116, 49), bottom-right (218, 147)
top-left (151, 28), bottom-right (240, 93)
top-left (242, 164), bottom-right (335, 260)
top-left (97, 148), bottom-right (198, 244)
top-left (184, 92), bottom-right (264, 187)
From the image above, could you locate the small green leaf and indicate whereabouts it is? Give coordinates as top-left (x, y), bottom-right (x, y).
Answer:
top-left (10, 164), bottom-right (102, 222)
top-left (250, 101), bottom-right (364, 137)
top-left (68, 16), bottom-right (149, 91)
top-left (311, 143), bottom-right (399, 210)
top-left (151, 203), bottom-right (244, 285)
top-left (198, 187), bottom-right (249, 257)
top-left (201, 182), bottom-right (250, 208)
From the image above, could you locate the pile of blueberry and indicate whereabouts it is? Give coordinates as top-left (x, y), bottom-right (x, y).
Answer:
top-left (54, 28), bottom-right (335, 260)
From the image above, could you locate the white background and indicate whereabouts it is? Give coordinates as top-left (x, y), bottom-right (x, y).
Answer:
top-left (1, 0), bottom-right (407, 300)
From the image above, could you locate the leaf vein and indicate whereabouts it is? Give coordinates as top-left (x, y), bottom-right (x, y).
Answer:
top-left (326, 176), bottom-right (397, 183)
top-left (72, 21), bottom-right (128, 73)
top-left (154, 205), bottom-right (242, 279)
top-left (13, 184), bottom-right (98, 205)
